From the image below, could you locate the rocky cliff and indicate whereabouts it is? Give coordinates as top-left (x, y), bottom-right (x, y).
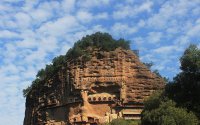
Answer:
top-left (23, 33), bottom-right (164, 125)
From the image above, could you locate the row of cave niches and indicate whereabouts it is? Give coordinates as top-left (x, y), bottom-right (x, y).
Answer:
top-left (87, 96), bottom-right (118, 102)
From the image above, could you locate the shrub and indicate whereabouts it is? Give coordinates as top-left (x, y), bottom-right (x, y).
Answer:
top-left (141, 92), bottom-right (199, 125)
top-left (103, 119), bottom-right (141, 125)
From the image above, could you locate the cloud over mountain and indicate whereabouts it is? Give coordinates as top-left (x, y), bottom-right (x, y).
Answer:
top-left (0, 0), bottom-right (199, 124)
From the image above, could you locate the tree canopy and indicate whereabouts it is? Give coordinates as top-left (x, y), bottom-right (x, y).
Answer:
top-left (142, 44), bottom-right (200, 124)
top-left (66, 32), bottom-right (130, 60)
top-left (103, 118), bottom-right (141, 125)
top-left (180, 44), bottom-right (200, 73)
top-left (165, 44), bottom-right (200, 118)
top-left (141, 91), bottom-right (199, 125)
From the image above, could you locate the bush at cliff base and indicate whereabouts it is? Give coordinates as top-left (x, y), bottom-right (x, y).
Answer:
top-left (165, 44), bottom-right (200, 118)
top-left (102, 119), bottom-right (141, 125)
top-left (141, 92), bottom-right (199, 125)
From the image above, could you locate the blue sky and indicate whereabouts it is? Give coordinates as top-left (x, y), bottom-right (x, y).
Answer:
top-left (0, 0), bottom-right (200, 124)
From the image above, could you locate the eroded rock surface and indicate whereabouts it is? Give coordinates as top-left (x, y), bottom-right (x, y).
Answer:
top-left (24, 48), bottom-right (164, 125)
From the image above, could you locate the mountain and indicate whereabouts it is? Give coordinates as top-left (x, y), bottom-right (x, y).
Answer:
top-left (23, 32), bottom-right (164, 125)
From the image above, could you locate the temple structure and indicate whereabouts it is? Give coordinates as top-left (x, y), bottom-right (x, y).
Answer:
top-left (23, 48), bottom-right (164, 125)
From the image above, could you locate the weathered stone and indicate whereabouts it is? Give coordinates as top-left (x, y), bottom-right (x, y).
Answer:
top-left (23, 48), bottom-right (164, 125)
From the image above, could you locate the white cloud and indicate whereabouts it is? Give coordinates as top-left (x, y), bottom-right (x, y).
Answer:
top-left (24, 1), bottom-right (62, 25)
top-left (147, 0), bottom-right (200, 29)
top-left (140, 53), bottom-right (156, 62)
top-left (192, 7), bottom-right (200, 16)
top-left (137, 20), bottom-right (146, 27)
top-left (76, 10), bottom-right (93, 23)
top-left (166, 27), bottom-right (178, 35)
top-left (30, 8), bottom-right (52, 24)
top-left (0, 2), bottom-right (12, 11)
top-left (0, 0), bottom-right (23, 2)
top-left (133, 37), bottom-right (144, 46)
top-left (111, 23), bottom-right (137, 36)
top-left (137, 1), bottom-right (153, 13)
top-left (60, 44), bottom-right (71, 55)
top-left (113, 1), bottom-right (153, 19)
top-left (173, 19), bottom-right (200, 46)
top-left (187, 23), bottom-right (200, 37)
top-left (196, 18), bottom-right (200, 24)
top-left (0, 64), bottom-right (19, 75)
top-left (16, 34), bottom-right (38, 49)
top-left (64, 25), bottom-right (108, 45)
top-left (22, 0), bottom-right (40, 11)
top-left (40, 36), bottom-right (58, 52)
top-left (77, 0), bottom-right (110, 9)
top-left (0, 30), bottom-right (19, 38)
top-left (76, 11), bottom-right (108, 23)
top-left (0, 0), bottom-right (200, 125)
top-left (153, 65), bottom-right (165, 70)
top-left (0, 17), bottom-right (17, 29)
top-left (95, 12), bottom-right (108, 20)
top-left (38, 15), bottom-right (81, 37)
top-left (2, 43), bottom-right (18, 63)
top-left (90, 25), bottom-right (107, 33)
top-left (175, 36), bottom-right (190, 46)
top-left (147, 32), bottom-right (162, 43)
top-left (61, 0), bottom-right (76, 13)
top-left (24, 49), bottom-right (46, 64)
top-left (153, 45), bottom-right (182, 54)
top-left (198, 43), bottom-right (200, 48)
top-left (15, 12), bottom-right (32, 29)
top-left (113, 5), bottom-right (131, 19)
top-left (125, 0), bottom-right (135, 4)
top-left (23, 66), bottom-right (37, 79)
top-left (0, 74), bottom-right (21, 85)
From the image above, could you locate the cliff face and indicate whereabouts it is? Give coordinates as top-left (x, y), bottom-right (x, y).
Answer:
top-left (24, 48), bottom-right (164, 125)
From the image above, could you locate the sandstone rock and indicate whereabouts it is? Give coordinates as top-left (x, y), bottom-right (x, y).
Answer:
top-left (23, 47), bottom-right (164, 125)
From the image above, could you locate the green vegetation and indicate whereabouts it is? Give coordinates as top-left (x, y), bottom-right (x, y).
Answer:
top-left (66, 32), bottom-right (130, 60)
top-left (103, 119), bottom-right (141, 125)
top-left (141, 91), bottom-right (198, 125)
top-left (143, 62), bottom-right (153, 69)
top-left (141, 44), bottom-right (200, 125)
top-left (22, 55), bottom-right (66, 97)
top-left (23, 32), bottom-right (130, 97)
top-left (22, 86), bottom-right (31, 97)
top-left (165, 44), bottom-right (200, 118)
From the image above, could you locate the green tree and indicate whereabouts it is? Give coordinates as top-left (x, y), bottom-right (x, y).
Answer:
top-left (116, 38), bottom-right (130, 50)
top-left (165, 44), bottom-right (200, 118)
top-left (44, 64), bottom-right (55, 78)
top-left (36, 69), bottom-right (45, 80)
top-left (23, 86), bottom-right (32, 97)
top-left (142, 44), bottom-right (200, 124)
top-left (110, 119), bottom-right (128, 125)
top-left (180, 44), bottom-right (200, 72)
top-left (66, 32), bottom-right (130, 60)
top-left (143, 62), bottom-right (154, 69)
top-left (52, 55), bottom-right (66, 70)
top-left (141, 91), bottom-right (199, 125)
top-left (107, 119), bottom-right (140, 125)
